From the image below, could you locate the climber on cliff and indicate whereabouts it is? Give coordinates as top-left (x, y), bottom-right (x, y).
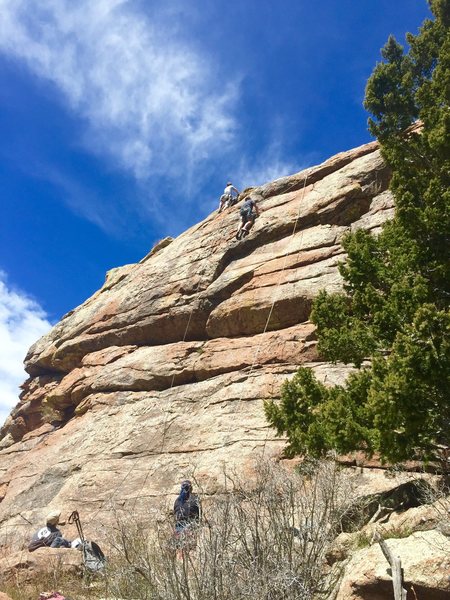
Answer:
top-left (236, 195), bottom-right (260, 240)
top-left (173, 480), bottom-right (201, 554)
top-left (28, 510), bottom-right (76, 552)
top-left (218, 182), bottom-right (239, 213)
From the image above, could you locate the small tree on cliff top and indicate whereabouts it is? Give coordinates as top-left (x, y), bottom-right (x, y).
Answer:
top-left (265, 0), bottom-right (450, 463)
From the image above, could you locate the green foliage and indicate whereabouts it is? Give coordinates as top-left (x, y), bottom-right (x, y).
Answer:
top-left (265, 368), bottom-right (379, 458)
top-left (266, 2), bottom-right (449, 463)
top-left (311, 289), bottom-right (375, 367)
top-left (368, 306), bottom-right (450, 461)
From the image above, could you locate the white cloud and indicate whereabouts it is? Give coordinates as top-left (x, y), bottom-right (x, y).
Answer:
top-left (239, 158), bottom-right (299, 189)
top-left (0, 272), bottom-right (52, 427)
top-left (237, 138), bottom-right (300, 189)
top-left (0, 0), bottom-right (238, 181)
top-left (38, 164), bottom-right (125, 235)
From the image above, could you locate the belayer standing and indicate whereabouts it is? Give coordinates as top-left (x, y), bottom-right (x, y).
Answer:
top-left (218, 182), bottom-right (239, 213)
top-left (174, 480), bottom-right (200, 532)
top-left (173, 480), bottom-right (201, 554)
top-left (236, 195), bottom-right (260, 239)
top-left (28, 510), bottom-right (74, 552)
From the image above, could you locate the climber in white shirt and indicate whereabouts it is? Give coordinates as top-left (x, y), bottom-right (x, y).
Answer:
top-left (218, 182), bottom-right (239, 212)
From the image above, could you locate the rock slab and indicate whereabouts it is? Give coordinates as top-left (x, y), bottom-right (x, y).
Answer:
top-left (336, 530), bottom-right (450, 600)
top-left (0, 140), bottom-right (394, 544)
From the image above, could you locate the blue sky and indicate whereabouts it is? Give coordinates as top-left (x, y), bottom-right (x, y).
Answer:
top-left (0, 0), bottom-right (432, 424)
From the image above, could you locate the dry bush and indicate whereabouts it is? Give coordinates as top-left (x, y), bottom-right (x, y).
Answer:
top-left (103, 459), bottom-right (356, 600)
top-left (418, 477), bottom-right (450, 551)
top-left (0, 553), bottom-right (90, 600)
top-left (1, 459), bottom-right (362, 599)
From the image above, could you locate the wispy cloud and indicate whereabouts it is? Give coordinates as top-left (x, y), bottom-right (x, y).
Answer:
top-left (37, 163), bottom-right (128, 235)
top-left (237, 138), bottom-right (301, 189)
top-left (0, 272), bottom-right (52, 427)
top-left (0, 0), bottom-right (238, 181)
top-left (239, 157), bottom-right (299, 189)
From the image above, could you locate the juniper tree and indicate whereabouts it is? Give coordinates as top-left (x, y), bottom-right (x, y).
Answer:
top-left (265, 0), bottom-right (450, 463)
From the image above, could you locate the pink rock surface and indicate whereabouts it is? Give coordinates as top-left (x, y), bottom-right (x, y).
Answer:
top-left (0, 140), bottom-right (394, 546)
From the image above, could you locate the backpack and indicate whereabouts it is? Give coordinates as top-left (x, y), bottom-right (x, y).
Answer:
top-left (68, 511), bottom-right (106, 573)
top-left (81, 540), bottom-right (106, 573)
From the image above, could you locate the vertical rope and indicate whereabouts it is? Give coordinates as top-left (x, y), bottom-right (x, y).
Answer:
top-left (86, 169), bottom-right (311, 522)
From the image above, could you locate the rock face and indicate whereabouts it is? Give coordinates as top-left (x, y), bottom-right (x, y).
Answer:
top-left (0, 140), bottom-right (395, 545)
top-left (336, 531), bottom-right (450, 600)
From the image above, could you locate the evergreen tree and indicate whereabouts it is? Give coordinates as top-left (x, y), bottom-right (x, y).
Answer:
top-left (265, 1), bottom-right (450, 463)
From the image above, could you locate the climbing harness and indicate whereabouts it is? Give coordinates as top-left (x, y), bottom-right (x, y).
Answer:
top-left (219, 193), bottom-right (238, 212)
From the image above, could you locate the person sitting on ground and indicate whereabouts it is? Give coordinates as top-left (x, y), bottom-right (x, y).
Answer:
top-left (28, 510), bottom-right (72, 552)
top-left (236, 195), bottom-right (260, 239)
top-left (218, 182), bottom-right (239, 213)
top-left (174, 480), bottom-right (201, 533)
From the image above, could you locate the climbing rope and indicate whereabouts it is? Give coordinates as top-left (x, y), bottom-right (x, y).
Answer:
top-left (0, 164), bottom-right (324, 600)
top-left (86, 167), bottom-right (312, 524)
top-left (134, 169), bottom-right (312, 507)
top-left (229, 171), bottom-right (311, 455)
top-left (86, 277), bottom-right (203, 525)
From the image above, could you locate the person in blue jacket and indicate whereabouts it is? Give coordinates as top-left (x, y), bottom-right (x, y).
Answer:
top-left (173, 480), bottom-right (200, 533)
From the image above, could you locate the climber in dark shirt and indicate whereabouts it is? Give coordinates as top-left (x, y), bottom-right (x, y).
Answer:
top-left (236, 196), bottom-right (260, 240)
top-left (173, 480), bottom-right (200, 533)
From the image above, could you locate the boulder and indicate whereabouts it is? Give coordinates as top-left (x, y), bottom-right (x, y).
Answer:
top-left (341, 478), bottom-right (436, 532)
top-left (336, 530), bottom-right (450, 600)
top-left (0, 548), bottom-right (82, 585)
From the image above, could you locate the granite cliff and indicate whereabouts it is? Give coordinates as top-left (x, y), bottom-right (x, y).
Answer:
top-left (1, 139), bottom-right (449, 599)
top-left (0, 140), bottom-right (393, 531)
